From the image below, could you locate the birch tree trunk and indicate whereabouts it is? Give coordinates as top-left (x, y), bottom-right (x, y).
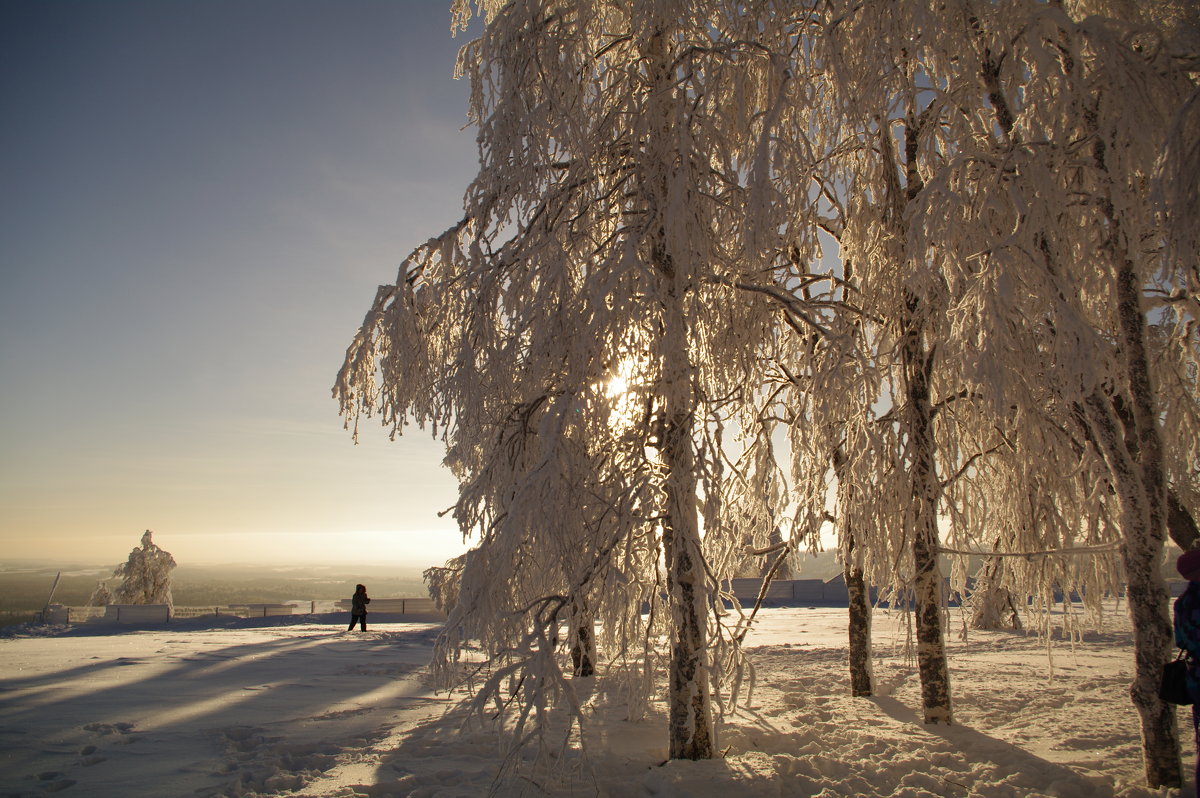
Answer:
top-left (656, 285), bottom-right (713, 758)
top-left (643, 21), bottom-right (714, 761)
top-left (1084, 249), bottom-right (1181, 786)
top-left (901, 290), bottom-right (953, 725)
top-left (971, 551), bottom-right (1021, 632)
top-left (844, 539), bottom-right (873, 697)
top-left (659, 387), bottom-right (714, 759)
top-left (570, 599), bottom-right (596, 678)
top-left (835, 449), bottom-right (872, 696)
top-left (1086, 390), bottom-right (1179, 787)
top-left (1087, 98), bottom-right (1181, 780)
top-left (886, 112), bottom-right (952, 725)
top-left (571, 624), bottom-right (596, 678)
top-left (1168, 492), bottom-right (1199, 552)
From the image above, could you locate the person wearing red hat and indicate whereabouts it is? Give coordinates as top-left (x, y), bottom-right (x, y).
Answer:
top-left (1173, 548), bottom-right (1200, 787)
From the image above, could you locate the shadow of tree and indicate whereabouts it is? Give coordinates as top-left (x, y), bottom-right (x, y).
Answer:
top-left (0, 622), bottom-right (440, 798)
top-left (871, 694), bottom-right (1117, 797)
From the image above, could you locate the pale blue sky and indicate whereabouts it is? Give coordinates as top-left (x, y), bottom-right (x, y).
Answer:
top-left (0, 0), bottom-right (478, 566)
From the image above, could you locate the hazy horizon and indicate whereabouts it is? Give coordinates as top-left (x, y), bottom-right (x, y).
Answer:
top-left (0, 528), bottom-right (468, 572)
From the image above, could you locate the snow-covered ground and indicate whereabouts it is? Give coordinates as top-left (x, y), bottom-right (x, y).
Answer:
top-left (0, 604), bottom-right (1192, 797)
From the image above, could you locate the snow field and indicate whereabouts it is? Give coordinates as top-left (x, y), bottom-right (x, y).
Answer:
top-left (0, 605), bottom-right (1192, 797)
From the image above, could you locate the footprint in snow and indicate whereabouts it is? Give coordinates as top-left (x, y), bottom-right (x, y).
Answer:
top-left (81, 721), bottom-right (136, 746)
top-left (77, 744), bottom-right (106, 766)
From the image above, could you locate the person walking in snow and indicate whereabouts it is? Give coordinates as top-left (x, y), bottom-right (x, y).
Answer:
top-left (1174, 549), bottom-right (1200, 787)
top-left (348, 583), bottom-right (370, 632)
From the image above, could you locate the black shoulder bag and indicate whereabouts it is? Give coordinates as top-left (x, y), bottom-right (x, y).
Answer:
top-left (1160, 649), bottom-right (1193, 706)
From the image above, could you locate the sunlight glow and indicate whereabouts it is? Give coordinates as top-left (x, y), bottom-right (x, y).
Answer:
top-left (601, 359), bottom-right (643, 431)
top-left (605, 358), bottom-right (637, 399)
top-left (605, 373), bottom-right (630, 398)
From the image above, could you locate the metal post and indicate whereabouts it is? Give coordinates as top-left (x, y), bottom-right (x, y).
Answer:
top-left (39, 572), bottom-right (62, 624)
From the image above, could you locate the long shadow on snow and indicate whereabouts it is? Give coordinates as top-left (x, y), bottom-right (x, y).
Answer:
top-left (872, 695), bottom-right (1118, 797)
top-left (0, 624), bottom-right (441, 739)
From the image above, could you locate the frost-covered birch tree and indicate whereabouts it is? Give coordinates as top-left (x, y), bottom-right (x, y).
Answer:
top-left (793, 0), bottom-right (973, 725)
top-left (88, 580), bottom-right (114, 608)
top-left (111, 530), bottom-right (176, 608)
top-left (775, 0), bottom-right (1196, 745)
top-left (735, 0), bottom-right (1196, 778)
top-left (837, 0), bottom-right (1199, 784)
top-left (929, 3), bottom-right (1196, 784)
top-left (334, 0), bottom-right (1197, 784)
top-left (336, 0), bottom-right (823, 763)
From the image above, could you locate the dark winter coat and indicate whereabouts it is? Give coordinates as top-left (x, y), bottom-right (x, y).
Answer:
top-left (351, 592), bottom-right (370, 616)
top-left (1173, 581), bottom-right (1200, 699)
